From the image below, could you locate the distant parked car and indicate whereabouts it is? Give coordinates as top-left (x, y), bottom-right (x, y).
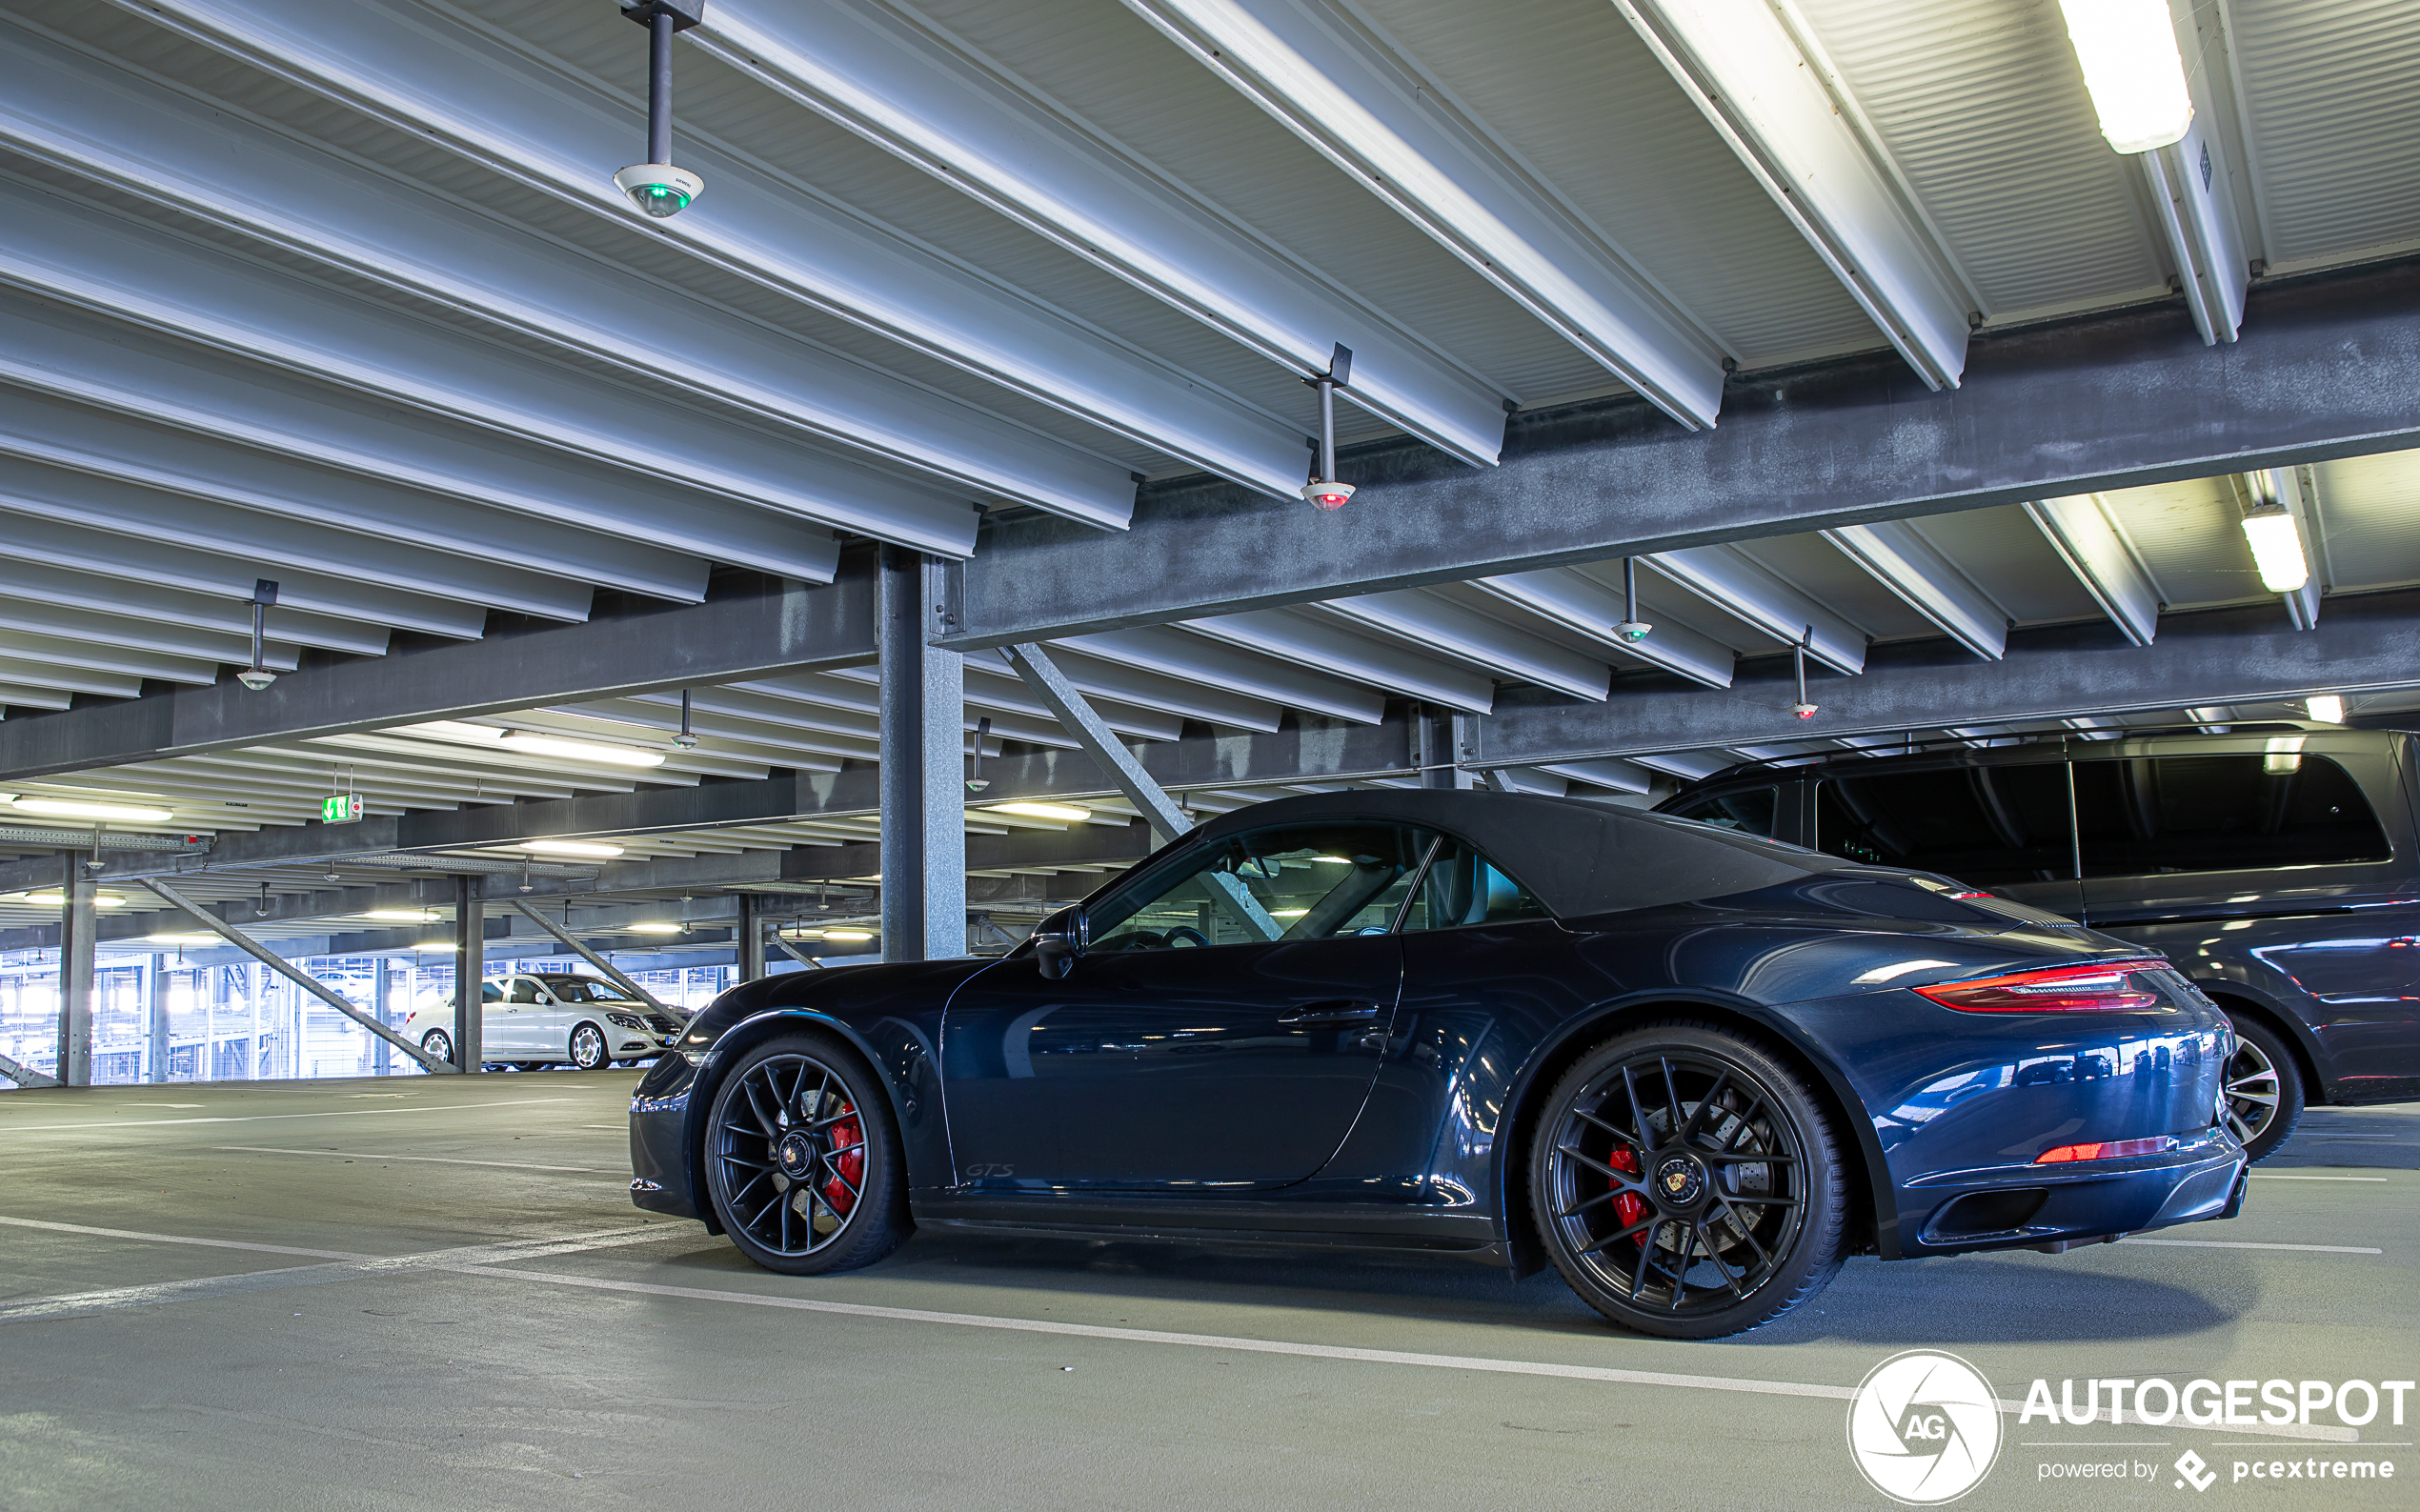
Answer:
top-left (406, 973), bottom-right (676, 1071)
top-left (1660, 724), bottom-right (2420, 1159)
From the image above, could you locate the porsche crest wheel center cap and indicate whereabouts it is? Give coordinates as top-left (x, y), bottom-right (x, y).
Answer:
top-left (776, 1132), bottom-right (815, 1179)
top-left (1654, 1153), bottom-right (1706, 1207)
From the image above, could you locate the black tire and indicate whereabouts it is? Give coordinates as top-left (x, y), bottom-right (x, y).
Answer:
top-left (1529, 1020), bottom-right (1847, 1340)
top-left (420, 1029), bottom-right (454, 1067)
top-left (2221, 1013), bottom-right (2305, 1162)
top-left (568, 1021), bottom-right (611, 1072)
top-left (703, 1033), bottom-right (908, 1277)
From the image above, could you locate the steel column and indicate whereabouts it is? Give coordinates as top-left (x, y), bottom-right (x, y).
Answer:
top-left (55, 857), bottom-right (93, 1087)
top-left (736, 895), bottom-right (766, 983)
top-left (453, 875), bottom-right (482, 1073)
top-left (146, 953), bottom-right (169, 1083)
top-left (373, 960), bottom-right (391, 1077)
top-left (138, 878), bottom-right (454, 1074)
top-left (877, 547), bottom-right (966, 962)
top-left (504, 900), bottom-right (678, 1018)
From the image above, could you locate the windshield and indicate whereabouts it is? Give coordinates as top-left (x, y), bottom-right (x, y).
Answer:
top-left (539, 978), bottom-right (644, 1004)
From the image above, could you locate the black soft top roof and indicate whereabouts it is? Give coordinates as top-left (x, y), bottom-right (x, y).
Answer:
top-left (1186, 789), bottom-right (1844, 919)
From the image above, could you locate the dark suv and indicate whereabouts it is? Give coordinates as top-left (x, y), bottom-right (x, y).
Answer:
top-left (1658, 724), bottom-right (2420, 1159)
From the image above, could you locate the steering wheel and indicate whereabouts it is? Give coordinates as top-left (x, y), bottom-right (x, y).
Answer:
top-left (1162, 925), bottom-right (1209, 948)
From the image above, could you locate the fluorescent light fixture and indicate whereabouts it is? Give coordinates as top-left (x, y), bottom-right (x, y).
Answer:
top-left (2306, 695), bottom-right (2345, 725)
top-left (144, 932), bottom-right (219, 945)
top-left (2239, 511), bottom-right (2309, 593)
top-left (2058, 0), bottom-right (2193, 153)
top-left (990, 801), bottom-right (1092, 823)
top-left (17, 892), bottom-right (128, 909)
top-left (1310, 856), bottom-right (1354, 864)
top-left (627, 921), bottom-right (684, 935)
top-left (820, 928), bottom-right (875, 943)
top-left (497, 731), bottom-right (666, 768)
top-left (359, 909), bottom-right (439, 923)
top-left (7, 796), bottom-right (173, 823)
top-left (1269, 908), bottom-right (1309, 918)
top-left (519, 839), bottom-right (626, 858)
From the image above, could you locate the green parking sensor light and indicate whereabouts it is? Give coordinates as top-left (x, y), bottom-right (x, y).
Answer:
top-left (614, 2), bottom-right (706, 219)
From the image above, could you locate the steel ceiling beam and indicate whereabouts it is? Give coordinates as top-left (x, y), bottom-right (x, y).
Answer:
top-left (0, 559), bottom-right (392, 660)
top-left (946, 262), bottom-right (2420, 646)
top-left (1820, 521), bottom-right (2008, 660)
top-left (696, 0), bottom-right (1507, 467)
top-left (102, 0), bottom-right (1307, 506)
top-left (0, 25), bottom-right (1108, 540)
top-left (0, 179), bottom-right (927, 567)
top-left (1122, 0), bottom-right (1724, 429)
top-left (0, 568), bottom-right (877, 784)
top-left (2022, 495), bottom-right (2162, 648)
top-left (1180, 609), bottom-right (1498, 713)
top-left (1646, 547), bottom-right (1865, 675)
top-left (2139, 0), bottom-right (2253, 346)
top-left (1473, 590), bottom-right (2420, 767)
top-left (1611, 0), bottom-right (1972, 388)
top-left (1314, 590), bottom-right (1610, 702)
top-left (1468, 568), bottom-right (1735, 689)
top-left (1054, 626), bottom-right (1388, 724)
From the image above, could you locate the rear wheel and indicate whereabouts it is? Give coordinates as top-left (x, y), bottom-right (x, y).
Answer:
top-left (420, 1029), bottom-right (454, 1067)
top-left (703, 1034), bottom-right (907, 1276)
top-left (2221, 1014), bottom-right (2305, 1161)
top-left (1530, 1021), bottom-right (1847, 1340)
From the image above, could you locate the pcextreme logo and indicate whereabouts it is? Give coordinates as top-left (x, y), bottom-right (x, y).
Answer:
top-left (1847, 1350), bottom-right (2004, 1505)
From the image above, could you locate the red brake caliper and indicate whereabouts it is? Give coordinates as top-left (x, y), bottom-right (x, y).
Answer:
top-left (821, 1103), bottom-right (863, 1214)
top-left (1609, 1146), bottom-right (1646, 1240)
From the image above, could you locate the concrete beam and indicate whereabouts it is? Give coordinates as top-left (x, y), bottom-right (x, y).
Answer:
top-left (0, 565), bottom-right (877, 783)
top-left (948, 261), bottom-right (2420, 646)
top-left (1473, 589), bottom-right (2420, 767)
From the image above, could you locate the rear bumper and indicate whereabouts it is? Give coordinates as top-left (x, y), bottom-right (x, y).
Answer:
top-left (1897, 1126), bottom-right (2246, 1258)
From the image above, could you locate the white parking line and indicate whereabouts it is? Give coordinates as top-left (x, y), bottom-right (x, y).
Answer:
top-left (0, 1099), bottom-right (572, 1132)
top-left (222, 1146), bottom-right (620, 1175)
top-left (2249, 1174), bottom-right (2390, 1181)
top-left (2119, 1238), bottom-right (2383, 1255)
top-left (0, 1214), bottom-right (371, 1260)
top-left (449, 1265), bottom-right (2357, 1443)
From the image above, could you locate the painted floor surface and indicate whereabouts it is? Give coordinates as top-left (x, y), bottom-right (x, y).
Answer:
top-left (0, 1073), bottom-right (2410, 1510)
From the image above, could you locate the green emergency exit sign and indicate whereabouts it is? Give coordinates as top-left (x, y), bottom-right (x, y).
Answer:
top-left (322, 794), bottom-right (364, 824)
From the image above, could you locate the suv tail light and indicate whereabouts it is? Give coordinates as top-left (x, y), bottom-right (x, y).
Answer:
top-left (1914, 959), bottom-right (2166, 1013)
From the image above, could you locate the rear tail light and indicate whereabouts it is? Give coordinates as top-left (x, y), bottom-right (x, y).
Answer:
top-left (2036, 1136), bottom-right (2178, 1164)
top-left (1913, 959), bottom-right (2167, 1013)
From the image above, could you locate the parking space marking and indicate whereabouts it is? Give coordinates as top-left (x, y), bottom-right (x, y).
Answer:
top-left (2119, 1238), bottom-right (2383, 1254)
top-left (449, 1264), bottom-right (2358, 1443)
top-left (2249, 1173), bottom-right (2389, 1181)
top-left (0, 1099), bottom-right (572, 1132)
top-left (222, 1146), bottom-right (622, 1175)
top-left (0, 1214), bottom-right (372, 1260)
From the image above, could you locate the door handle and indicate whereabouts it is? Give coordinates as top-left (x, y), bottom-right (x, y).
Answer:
top-left (1279, 999), bottom-right (1382, 1026)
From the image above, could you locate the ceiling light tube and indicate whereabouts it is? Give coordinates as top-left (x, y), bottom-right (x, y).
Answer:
top-left (2239, 510), bottom-right (2309, 594)
top-left (519, 839), bottom-right (627, 858)
top-left (7, 796), bottom-right (174, 823)
top-left (820, 928), bottom-right (875, 942)
top-left (358, 909), bottom-right (439, 923)
top-left (989, 801), bottom-right (1093, 823)
top-left (2058, 0), bottom-right (2193, 153)
top-left (2306, 695), bottom-right (2345, 725)
top-left (498, 732), bottom-right (667, 768)
top-left (17, 893), bottom-right (128, 909)
top-left (627, 921), bottom-right (685, 935)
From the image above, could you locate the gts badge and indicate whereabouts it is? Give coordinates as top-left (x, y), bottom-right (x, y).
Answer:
top-left (964, 1163), bottom-right (1016, 1178)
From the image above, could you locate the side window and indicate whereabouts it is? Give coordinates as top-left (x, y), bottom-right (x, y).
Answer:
top-left (480, 982), bottom-right (503, 1003)
top-left (2074, 754), bottom-right (2390, 876)
top-left (506, 979), bottom-right (540, 1004)
top-left (1667, 785), bottom-right (1779, 838)
top-left (1400, 837), bottom-right (1551, 932)
top-left (1087, 823), bottom-right (1433, 953)
top-left (1814, 764), bottom-right (2073, 885)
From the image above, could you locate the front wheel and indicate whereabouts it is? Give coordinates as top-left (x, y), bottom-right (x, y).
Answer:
top-left (703, 1034), bottom-right (907, 1276)
top-left (420, 1029), bottom-right (454, 1067)
top-left (2221, 1014), bottom-right (2305, 1161)
top-left (1530, 1021), bottom-right (1847, 1340)
top-left (568, 1022), bottom-right (611, 1071)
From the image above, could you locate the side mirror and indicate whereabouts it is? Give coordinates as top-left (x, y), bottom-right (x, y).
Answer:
top-left (1031, 905), bottom-right (1087, 980)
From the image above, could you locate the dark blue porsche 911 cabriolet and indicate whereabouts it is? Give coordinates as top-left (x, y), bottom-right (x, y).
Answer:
top-left (630, 790), bottom-right (2247, 1339)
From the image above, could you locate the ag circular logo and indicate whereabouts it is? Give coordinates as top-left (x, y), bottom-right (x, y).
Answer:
top-left (1845, 1350), bottom-right (2002, 1505)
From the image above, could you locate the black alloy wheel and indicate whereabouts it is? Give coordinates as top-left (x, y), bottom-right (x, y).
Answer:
top-left (420, 1029), bottom-right (453, 1066)
top-left (569, 1021), bottom-right (610, 1072)
top-left (703, 1034), bottom-right (907, 1276)
top-left (1531, 1021), bottom-right (1847, 1340)
top-left (2220, 1014), bottom-right (2304, 1161)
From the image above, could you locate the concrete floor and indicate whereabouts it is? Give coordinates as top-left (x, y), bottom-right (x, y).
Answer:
top-left (0, 1074), bottom-right (2410, 1511)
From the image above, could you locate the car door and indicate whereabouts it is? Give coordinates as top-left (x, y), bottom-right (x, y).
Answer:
top-left (489, 977), bottom-right (542, 1056)
top-left (938, 820), bottom-right (1429, 1192)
